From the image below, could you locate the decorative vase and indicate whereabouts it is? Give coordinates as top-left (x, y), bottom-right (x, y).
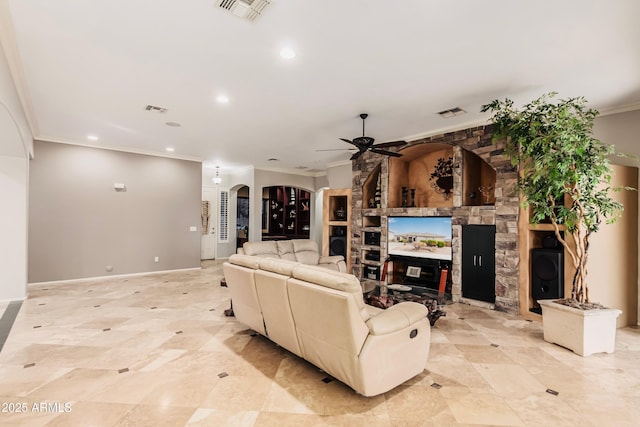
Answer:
top-left (436, 176), bottom-right (453, 191)
top-left (537, 299), bottom-right (622, 356)
top-left (432, 176), bottom-right (453, 199)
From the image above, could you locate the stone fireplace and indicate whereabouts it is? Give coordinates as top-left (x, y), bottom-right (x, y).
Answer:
top-left (350, 125), bottom-right (521, 314)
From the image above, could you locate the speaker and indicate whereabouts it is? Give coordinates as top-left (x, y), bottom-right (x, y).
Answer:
top-left (329, 236), bottom-right (347, 257)
top-left (531, 248), bottom-right (564, 301)
top-left (332, 227), bottom-right (346, 236)
top-left (542, 234), bottom-right (560, 248)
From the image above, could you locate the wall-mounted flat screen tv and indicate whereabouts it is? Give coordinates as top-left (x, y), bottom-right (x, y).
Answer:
top-left (388, 216), bottom-right (452, 261)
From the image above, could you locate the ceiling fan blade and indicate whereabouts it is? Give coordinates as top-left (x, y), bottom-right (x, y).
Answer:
top-left (350, 150), bottom-right (364, 161)
top-left (339, 138), bottom-right (360, 147)
top-left (370, 148), bottom-right (403, 157)
top-left (372, 140), bottom-right (407, 149)
top-left (315, 148), bottom-right (357, 152)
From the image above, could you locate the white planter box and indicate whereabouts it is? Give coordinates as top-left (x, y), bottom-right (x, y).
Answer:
top-left (538, 299), bottom-right (622, 357)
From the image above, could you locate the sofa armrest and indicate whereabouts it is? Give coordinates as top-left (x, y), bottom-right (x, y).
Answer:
top-left (236, 248), bottom-right (245, 255)
top-left (365, 302), bottom-right (428, 335)
top-left (318, 255), bottom-right (347, 272)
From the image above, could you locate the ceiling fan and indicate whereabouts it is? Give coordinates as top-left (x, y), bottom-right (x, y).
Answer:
top-left (318, 113), bottom-right (407, 161)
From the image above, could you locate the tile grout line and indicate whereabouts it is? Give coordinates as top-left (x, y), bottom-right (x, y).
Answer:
top-left (0, 301), bottom-right (23, 353)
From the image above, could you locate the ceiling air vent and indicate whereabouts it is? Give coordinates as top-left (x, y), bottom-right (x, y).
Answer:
top-left (438, 107), bottom-right (466, 118)
top-left (144, 105), bottom-right (168, 113)
top-left (218, 0), bottom-right (271, 22)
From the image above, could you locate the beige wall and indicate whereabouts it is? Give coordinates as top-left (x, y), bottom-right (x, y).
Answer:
top-left (594, 109), bottom-right (640, 166)
top-left (587, 165), bottom-right (638, 327)
top-left (594, 109), bottom-right (640, 325)
top-left (326, 162), bottom-right (352, 189)
top-left (28, 141), bottom-right (202, 282)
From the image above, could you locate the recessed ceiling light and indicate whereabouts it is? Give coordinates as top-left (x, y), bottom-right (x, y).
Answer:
top-left (165, 122), bottom-right (181, 127)
top-left (87, 135), bottom-right (99, 141)
top-left (216, 95), bottom-right (230, 104)
top-left (166, 147), bottom-right (175, 152)
top-left (280, 47), bottom-right (296, 59)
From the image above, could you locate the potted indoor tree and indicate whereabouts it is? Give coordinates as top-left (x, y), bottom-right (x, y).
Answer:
top-left (481, 92), bottom-right (631, 356)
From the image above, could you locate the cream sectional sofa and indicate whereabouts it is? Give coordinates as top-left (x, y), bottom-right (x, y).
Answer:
top-left (223, 254), bottom-right (431, 397)
top-left (237, 239), bottom-right (347, 272)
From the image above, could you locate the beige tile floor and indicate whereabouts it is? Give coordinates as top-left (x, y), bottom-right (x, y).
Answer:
top-left (1, 260), bottom-right (639, 426)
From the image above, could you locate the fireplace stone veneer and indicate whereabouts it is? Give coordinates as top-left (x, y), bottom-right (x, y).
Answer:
top-left (351, 125), bottom-right (521, 314)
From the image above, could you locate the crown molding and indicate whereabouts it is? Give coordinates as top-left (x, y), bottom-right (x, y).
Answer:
top-left (402, 117), bottom-right (491, 142)
top-left (255, 165), bottom-right (327, 177)
top-left (326, 159), bottom-right (352, 169)
top-left (598, 102), bottom-right (640, 117)
top-left (35, 136), bottom-right (202, 162)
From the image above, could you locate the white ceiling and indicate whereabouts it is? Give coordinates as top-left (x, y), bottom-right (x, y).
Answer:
top-left (5, 0), bottom-right (640, 174)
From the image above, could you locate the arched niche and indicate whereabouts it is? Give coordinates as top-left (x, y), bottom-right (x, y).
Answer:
top-left (461, 149), bottom-right (496, 206)
top-left (389, 143), bottom-right (454, 208)
top-left (362, 163), bottom-right (382, 209)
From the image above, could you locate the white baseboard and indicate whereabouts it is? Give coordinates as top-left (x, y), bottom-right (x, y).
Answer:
top-left (27, 267), bottom-right (202, 286)
top-left (0, 296), bottom-right (26, 304)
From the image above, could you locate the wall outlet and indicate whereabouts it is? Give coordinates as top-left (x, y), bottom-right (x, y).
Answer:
top-left (154, 256), bottom-right (159, 262)
top-left (189, 226), bottom-right (197, 232)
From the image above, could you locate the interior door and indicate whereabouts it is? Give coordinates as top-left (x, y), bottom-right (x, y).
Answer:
top-left (201, 186), bottom-right (218, 260)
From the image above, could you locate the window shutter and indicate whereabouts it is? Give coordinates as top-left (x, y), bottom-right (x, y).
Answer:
top-left (219, 190), bottom-right (229, 242)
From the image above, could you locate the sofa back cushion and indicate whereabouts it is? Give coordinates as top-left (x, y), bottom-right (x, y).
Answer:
top-left (287, 276), bottom-right (369, 389)
top-left (254, 258), bottom-right (301, 356)
top-left (292, 265), bottom-right (370, 322)
top-left (259, 258), bottom-right (298, 276)
top-left (292, 239), bottom-right (320, 265)
top-left (242, 241), bottom-right (279, 258)
top-left (275, 240), bottom-right (297, 261)
top-left (223, 255), bottom-right (266, 336)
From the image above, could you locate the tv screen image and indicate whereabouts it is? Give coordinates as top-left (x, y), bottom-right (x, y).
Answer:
top-left (388, 216), bottom-right (452, 261)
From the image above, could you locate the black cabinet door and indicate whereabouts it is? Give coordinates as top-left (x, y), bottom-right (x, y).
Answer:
top-left (462, 225), bottom-right (496, 303)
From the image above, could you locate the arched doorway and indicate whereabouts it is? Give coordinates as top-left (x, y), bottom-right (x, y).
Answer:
top-left (236, 185), bottom-right (250, 249)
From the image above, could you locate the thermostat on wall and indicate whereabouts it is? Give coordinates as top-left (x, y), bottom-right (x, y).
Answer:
top-left (114, 183), bottom-right (126, 190)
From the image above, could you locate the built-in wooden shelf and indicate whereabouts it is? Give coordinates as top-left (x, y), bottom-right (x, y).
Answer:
top-left (322, 188), bottom-right (352, 272)
top-left (527, 223), bottom-right (567, 231)
top-left (362, 227), bottom-right (382, 232)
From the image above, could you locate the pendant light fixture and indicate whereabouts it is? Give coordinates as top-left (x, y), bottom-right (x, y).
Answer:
top-left (213, 166), bottom-right (222, 185)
